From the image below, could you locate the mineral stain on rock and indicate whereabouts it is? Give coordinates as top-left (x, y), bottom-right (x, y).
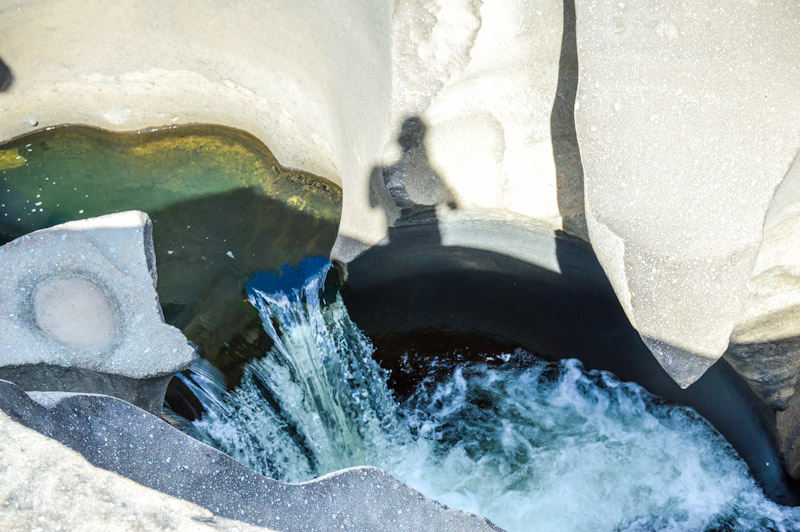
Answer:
top-left (0, 148), bottom-right (26, 171)
top-left (0, 124), bottom-right (341, 384)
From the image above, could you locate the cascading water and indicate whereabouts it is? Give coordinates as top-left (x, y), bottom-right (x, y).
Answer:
top-left (174, 257), bottom-right (800, 532)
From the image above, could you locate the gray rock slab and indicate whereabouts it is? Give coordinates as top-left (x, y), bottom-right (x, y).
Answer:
top-left (0, 408), bottom-right (274, 532)
top-left (574, 0), bottom-right (800, 387)
top-left (0, 211), bottom-right (195, 411)
top-left (0, 379), bottom-right (502, 532)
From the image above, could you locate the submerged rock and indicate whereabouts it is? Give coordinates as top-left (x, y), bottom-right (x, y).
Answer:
top-left (0, 211), bottom-right (195, 413)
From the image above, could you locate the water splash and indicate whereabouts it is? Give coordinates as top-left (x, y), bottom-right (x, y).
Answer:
top-left (183, 257), bottom-right (407, 482)
top-left (176, 258), bottom-right (800, 532)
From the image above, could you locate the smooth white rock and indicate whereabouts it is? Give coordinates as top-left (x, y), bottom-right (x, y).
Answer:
top-left (575, 0), bottom-right (800, 387)
top-left (0, 0), bottom-right (393, 248)
top-left (385, 0), bottom-right (585, 237)
top-left (726, 153), bottom-right (800, 407)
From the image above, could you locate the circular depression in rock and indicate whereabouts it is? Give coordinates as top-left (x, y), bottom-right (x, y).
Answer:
top-left (34, 276), bottom-right (115, 351)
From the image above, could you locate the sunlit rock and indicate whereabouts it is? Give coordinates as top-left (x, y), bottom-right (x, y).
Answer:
top-left (0, 211), bottom-right (195, 413)
top-left (0, 408), bottom-right (273, 532)
top-left (574, 0), bottom-right (800, 387)
top-left (384, 0), bottom-right (585, 238)
top-left (726, 153), bottom-right (800, 409)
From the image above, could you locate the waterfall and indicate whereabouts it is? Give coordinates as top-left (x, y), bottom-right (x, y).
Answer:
top-left (174, 257), bottom-right (800, 532)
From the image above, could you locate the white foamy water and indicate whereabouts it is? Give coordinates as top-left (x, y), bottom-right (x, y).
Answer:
top-left (175, 258), bottom-right (800, 532)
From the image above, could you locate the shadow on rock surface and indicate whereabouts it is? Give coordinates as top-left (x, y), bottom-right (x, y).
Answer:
top-left (368, 116), bottom-right (458, 249)
top-left (0, 58), bottom-right (11, 92)
top-left (550, 0), bottom-right (585, 236)
top-left (342, 116), bottom-right (799, 505)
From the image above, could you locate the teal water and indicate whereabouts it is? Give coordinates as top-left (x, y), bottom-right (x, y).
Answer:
top-left (175, 258), bottom-right (800, 532)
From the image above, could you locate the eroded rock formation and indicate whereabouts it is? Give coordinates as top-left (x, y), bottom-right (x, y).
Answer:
top-left (0, 211), bottom-right (195, 413)
top-left (2, 0), bottom-right (800, 507)
top-left (574, 0), bottom-right (800, 389)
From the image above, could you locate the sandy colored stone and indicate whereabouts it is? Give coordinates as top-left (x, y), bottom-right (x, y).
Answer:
top-left (575, 0), bottom-right (800, 387)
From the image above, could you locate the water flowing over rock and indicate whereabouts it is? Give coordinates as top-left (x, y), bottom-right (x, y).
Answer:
top-left (178, 257), bottom-right (800, 530)
top-left (574, 0), bottom-right (800, 387)
top-left (3, 0), bottom-right (800, 508)
top-left (0, 211), bottom-right (195, 413)
top-left (0, 377), bottom-right (500, 532)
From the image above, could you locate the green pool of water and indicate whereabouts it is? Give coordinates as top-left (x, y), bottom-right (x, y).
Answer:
top-left (0, 124), bottom-right (341, 381)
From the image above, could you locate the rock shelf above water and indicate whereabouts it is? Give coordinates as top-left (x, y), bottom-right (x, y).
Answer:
top-left (0, 211), bottom-right (195, 413)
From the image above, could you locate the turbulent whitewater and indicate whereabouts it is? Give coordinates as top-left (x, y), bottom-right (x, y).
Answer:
top-left (175, 258), bottom-right (800, 532)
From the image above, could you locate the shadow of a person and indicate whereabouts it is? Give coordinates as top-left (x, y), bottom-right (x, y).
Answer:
top-left (0, 58), bottom-right (12, 92)
top-left (369, 117), bottom-right (457, 248)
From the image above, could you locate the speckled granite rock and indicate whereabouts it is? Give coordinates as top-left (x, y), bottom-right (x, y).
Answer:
top-left (0, 408), bottom-right (273, 532)
top-left (0, 211), bottom-right (195, 413)
top-left (574, 0), bottom-right (800, 387)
